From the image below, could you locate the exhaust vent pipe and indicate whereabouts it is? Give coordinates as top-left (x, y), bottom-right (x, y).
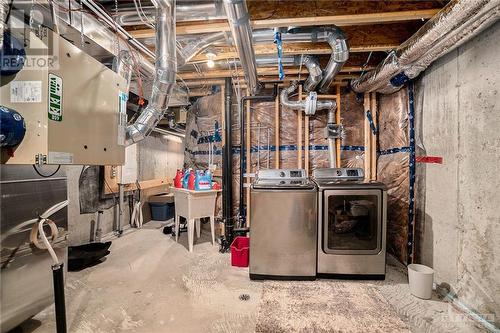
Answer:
top-left (318, 27), bottom-right (349, 93)
top-left (223, 0), bottom-right (261, 95)
top-left (125, 0), bottom-right (177, 146)
top-left (303, 55), bottom-right (323, 92)
top-left (280, 81), bottom-right (338, 167)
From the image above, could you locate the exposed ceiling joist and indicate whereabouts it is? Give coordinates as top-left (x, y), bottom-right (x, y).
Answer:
top-left (128, 9), bottom-right (440, 38)
top-left (188, 43), bottom-right (397, 63)
top-left (178, 67), bottom-right (359, 80)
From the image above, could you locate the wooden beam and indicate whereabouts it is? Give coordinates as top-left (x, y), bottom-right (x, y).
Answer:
top-left (370, 92), bottom-right (378, 180)
top-left (129, 9), bottom-right (439, 37)
top-left (188, 43), bottom-right (397, 63)
top-left (178, 67), bottom-right (360, 80)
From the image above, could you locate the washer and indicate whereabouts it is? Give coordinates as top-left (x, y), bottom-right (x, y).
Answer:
top-left (313, 168), bottom-right (387, 279)
top-left (249, 169), bottom-right (317, 280)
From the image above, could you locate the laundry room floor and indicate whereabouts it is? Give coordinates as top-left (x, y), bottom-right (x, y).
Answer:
top-left (12, 223), bottom-right (486, 333)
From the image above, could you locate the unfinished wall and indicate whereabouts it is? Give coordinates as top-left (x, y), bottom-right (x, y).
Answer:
top-left (67, 133), bottom-right (184, 246)
top-left (417, 21), bottom-right (499, 322)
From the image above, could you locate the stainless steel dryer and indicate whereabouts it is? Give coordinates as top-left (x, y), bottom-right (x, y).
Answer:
top-left (312, 168), bottom-right (387, 279)
top-left (249, 169), bottom-right (317, 280)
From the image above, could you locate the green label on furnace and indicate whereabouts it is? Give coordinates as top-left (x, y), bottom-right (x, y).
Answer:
top-left (48, 74), bottom-right (63, 121)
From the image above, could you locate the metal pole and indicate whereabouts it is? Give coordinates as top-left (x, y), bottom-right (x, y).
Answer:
top-left (117, 184), bottom-right (124, 235)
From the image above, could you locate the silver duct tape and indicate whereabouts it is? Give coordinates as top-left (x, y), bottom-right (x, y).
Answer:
top-left (125, 0), bottom-right (177, 146)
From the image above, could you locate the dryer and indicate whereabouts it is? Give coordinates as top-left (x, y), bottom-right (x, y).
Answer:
top-left (312, 168), bottom-right (387, 279)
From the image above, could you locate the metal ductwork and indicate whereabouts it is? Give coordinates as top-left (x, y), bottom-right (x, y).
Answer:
top-left (303, 55), bottom-right (323, 92)
top-left (280, 80), bottom-right (336, 115)
top-left (177, 32), bottom-right (227, 66)
top-left (351, 0), bottom-right (500, 94)
top-left (280, 81), bottom-right (338, 167)
top-left (285, 26), bottom-right (349, 93)
top-left (114, 1), bottom-right (225, 26)
top-left (125, 0), bottom-right (177, 146)
top-left (223, 0), bottom-right (261, 95)
top-left (317, 27), bottom-right (349, 93)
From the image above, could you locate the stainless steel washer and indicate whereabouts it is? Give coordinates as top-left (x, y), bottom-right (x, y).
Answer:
top-left (313, 168), bottom-right (387, 279)
top-left (249, 169), bottom-right (317, 280)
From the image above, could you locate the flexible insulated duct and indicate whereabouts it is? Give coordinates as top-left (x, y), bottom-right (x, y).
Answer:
top-left (125, 0), bottom-right (177, 145)
top-left (351, 0), bottom-right (500, 93)
top-left (223, 0), bottom-right (260, 95)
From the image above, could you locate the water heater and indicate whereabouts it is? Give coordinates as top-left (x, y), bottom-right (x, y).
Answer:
top-left (1, 28), bottom-right (127, 165)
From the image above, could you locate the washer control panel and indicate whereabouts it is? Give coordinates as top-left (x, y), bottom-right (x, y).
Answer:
top-left (256, 169), bottom-right (307, 180)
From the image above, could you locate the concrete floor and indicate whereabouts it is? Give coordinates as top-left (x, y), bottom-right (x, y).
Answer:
top-left (12, 222), bottom-right (486, 333)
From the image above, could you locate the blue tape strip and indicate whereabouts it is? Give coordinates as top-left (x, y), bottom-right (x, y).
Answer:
top-left (407, 81), bottom-right (416, 263)
top-left (366, 110), bottom-right (378, 135)
top-left (274, 31), bottom-right (285, 80)
top-left (378, 147), bottom-right (410, 155)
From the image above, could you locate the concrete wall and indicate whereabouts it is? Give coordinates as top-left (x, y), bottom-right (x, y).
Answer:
top-left (418, 21), bottom-right (499, 322)
top-left (67, 132), bottom-right (184, 246)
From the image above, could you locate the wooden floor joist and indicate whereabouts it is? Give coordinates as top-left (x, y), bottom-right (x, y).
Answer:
top-left (128, 9), bottom-right (440, 37)
top-left (178, 67), bottom-right (359, 80)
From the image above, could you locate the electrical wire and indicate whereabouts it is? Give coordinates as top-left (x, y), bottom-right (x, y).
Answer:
top-left (33, 164), bottom-right (61, 178)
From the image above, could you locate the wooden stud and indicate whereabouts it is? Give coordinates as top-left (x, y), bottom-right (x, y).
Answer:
top-left (335, 85), bottom-right (342, 168)
top-left (129, 9), bottom-right (440, 37)
top-left (275, 90), bottom-right (280, 169)
top-left (297, 85), bottom-right (303, 169)
top-left (363, 93), bottom-right (372, 180)
top-left (370, 92), bottom-right (378, 180)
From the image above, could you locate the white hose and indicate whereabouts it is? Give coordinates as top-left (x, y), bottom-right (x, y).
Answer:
top-left (37, 200), bottom-right (69, 266)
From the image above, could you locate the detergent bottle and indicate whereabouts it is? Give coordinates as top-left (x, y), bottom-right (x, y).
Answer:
top-left (173, 169), bottom-right (184, 188)
top-left (195, 170), bottom-right (212, 191)
top-left (182, 168), bottom-right (191, 189)
top-left (187, 170), bottom-right (196, 190)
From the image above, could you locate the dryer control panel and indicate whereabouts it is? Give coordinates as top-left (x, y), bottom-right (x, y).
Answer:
top-left (312, 168), bottom-right (364, 181)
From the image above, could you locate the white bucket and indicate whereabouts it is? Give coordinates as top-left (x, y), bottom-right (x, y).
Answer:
top-left (408, 264), bottom-right (434, 299)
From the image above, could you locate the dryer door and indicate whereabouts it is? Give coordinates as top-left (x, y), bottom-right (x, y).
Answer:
top-left (323, 189), bottom-right (382, 255)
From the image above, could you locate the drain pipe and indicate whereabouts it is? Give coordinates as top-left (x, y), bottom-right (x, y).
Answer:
top-left (125, 0), bottom-right (177, 145)
top-left (281, 81), bottom-right (338, 168)
top-left (223, 0), bottom-right (261, 95)
top-left (238, 83), bottom-right (279, 225)
top-left (222, 77), bottom-right (234, 249)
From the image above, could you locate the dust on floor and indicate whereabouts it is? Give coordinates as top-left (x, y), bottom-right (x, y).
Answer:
top-left (12, 223), bottom-right (486, 333)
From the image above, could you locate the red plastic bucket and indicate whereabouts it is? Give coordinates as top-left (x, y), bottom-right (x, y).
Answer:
top-left (230, 236), bottom-right (249, 267)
